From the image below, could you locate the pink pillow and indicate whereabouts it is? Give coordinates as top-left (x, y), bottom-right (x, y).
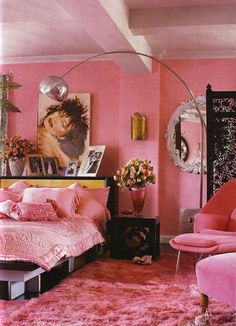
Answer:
top-left (0, 189), bottom-right (20, 203)
top-left (75, 191), bottom-right (109, 220)
top-left (228, 208), bottom-right (236, 231)
top-left (9, 202), bottom-right (59, 221)
top-left (8, 181), bottom-right (31, 194)
top-left (46, 198), bottom-right (58, 214)
top-left (0, 200), bottom-right (16, 217)
top-left (68, 183), bottom-right (110, 206)
top-left (0, 212), bottom-right (8, 219)
top-left (22, 187), bottom-right (79, 218)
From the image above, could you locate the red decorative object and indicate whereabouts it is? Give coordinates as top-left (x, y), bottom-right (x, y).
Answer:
top-left (131, 187), bottom-right (146, 216)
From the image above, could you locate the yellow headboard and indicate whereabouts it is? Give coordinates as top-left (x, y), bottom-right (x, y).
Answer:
top-left (1, 178), bottom-right (105, 189)
top-left (0, 176), bottom-right (118, 216)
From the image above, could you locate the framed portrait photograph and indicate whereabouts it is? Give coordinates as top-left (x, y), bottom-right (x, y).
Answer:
top-left (26, 155), bottom-right (45, 176)
top-left (65, 160), bottom-right (78, 177)
top-left (37, 93), bottom-right (91, 169)
top-left (78, 145), bottom-right (106, 177)
top-left (43, 156), bottom-right (59, 176)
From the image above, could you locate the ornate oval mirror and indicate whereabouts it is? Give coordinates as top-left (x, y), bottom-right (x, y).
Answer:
top-left (166, 95), bottom-right (207, 173)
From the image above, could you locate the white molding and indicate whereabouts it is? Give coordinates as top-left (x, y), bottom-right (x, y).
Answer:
top-left (0, 53), bottom-right (112, 65)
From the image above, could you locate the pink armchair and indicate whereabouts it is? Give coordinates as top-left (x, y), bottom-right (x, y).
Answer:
top-left (196, 253), bottom-right (236, 312)
top-left (169, 179), bottom-right (236, 272)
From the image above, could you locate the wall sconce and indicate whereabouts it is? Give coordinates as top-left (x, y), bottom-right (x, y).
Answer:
top-left (131, 112), bottom-right (146, 140)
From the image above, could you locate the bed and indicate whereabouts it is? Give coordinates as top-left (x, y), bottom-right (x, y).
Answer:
top-left (0, 176), bottom-right (117, 299)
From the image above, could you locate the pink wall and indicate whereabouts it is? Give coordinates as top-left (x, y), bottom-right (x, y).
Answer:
top-left (1, 58), bottom-right (236, 237)
top-left (118, 67), bottom-right (160, 216)
top-left (1, 61), bottom-right (121, 175)
top-left (0, 60), bottom-right (159, 218)
top-left (159, 58), bottom-right (236, 235)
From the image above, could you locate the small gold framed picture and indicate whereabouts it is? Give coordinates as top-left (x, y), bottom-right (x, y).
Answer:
top-left (26, 154), bottom-right (45, 176)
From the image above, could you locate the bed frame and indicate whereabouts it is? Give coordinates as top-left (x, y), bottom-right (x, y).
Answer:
top-left (0, 176), bottom-right (118, 299)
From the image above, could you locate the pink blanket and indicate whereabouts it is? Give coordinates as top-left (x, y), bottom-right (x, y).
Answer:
top-left (0, 217), bottom-right (105, 271)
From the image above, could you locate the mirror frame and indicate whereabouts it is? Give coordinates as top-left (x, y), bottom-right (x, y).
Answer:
top-left (165, 95), bottom-right (207, 174)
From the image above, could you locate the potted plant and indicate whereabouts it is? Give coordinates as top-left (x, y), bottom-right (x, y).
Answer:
top-left (0, 135), bottom-right (37, 176)
top-left (114, 157), bottom-right (156, 216)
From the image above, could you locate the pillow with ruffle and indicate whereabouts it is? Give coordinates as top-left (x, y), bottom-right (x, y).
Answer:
top-left (68, 183), bottom-right (110, 206)
top-left (75, 191), bottom-right (109, 218)
top-left (0, 189), bottom-right (20, 203)
top-left (72, 190), bottom-right (110, 235)
top-left (72, 191), bottom-right (110, 235)
top-left (9, 202), bottom-right (59, 221)
top-left (22, 187), bottom-right (79, 218)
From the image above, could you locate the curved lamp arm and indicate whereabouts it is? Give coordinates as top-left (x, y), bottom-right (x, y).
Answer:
top-left (39, 50), bottom-right (206, 208)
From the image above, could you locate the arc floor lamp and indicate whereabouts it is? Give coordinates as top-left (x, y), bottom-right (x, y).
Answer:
top-left (39, 50), bottom-right (207, 208)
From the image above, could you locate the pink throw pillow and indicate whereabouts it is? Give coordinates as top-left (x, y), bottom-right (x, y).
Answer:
top-left (68, 183), bottom-right (110, 206)
top-left (75, 191), bottom-right (109, 219)
top-left (46, 198), bottom-right (58, 214)
top-left (0, 212), bottom-right (8, 219)
top-left (8, 180), bottom-right (31, 194)
top-left (228, 208), bottom-right (236, 231)
top-left (0, 189), bottom-right (20, 203)
top-left (9, 202), bottom-right (59, 221)
top-left (22, 187), bottom-right (79, 218)
top-left (0, 200), bottom-right (16, 217)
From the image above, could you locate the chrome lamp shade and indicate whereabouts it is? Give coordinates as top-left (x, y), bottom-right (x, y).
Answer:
top-left (39, 75), bottom-right (68, 102)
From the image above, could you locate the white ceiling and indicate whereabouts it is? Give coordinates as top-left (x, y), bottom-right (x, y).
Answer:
top-left (1, 0), bottom-right (236, 73)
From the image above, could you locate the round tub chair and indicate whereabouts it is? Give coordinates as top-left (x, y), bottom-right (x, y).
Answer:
top-left (169, 179), bottom-right (236, 272)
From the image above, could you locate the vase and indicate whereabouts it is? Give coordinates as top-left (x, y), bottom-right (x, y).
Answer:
top-left (131, 186), bottom-right (146, 216)
top-left (8, 158), bottom-right (25, 176)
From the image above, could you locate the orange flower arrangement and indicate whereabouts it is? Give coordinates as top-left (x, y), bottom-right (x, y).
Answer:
top-left (0, 135), bottom-right (37, 161)
top-left (114, 157), bottom-right (156, 190)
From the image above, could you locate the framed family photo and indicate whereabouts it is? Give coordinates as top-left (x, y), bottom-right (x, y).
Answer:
top-left (43, 157), bottom-right (59, 176)
top-left (65, 160), bottom-right (78, 176)
top-left (37, 92), bottom-right (91, 169)
top-left (26, 155), bottom-right (45, 176)
top-left (78, 145), bottom-right (106, 177)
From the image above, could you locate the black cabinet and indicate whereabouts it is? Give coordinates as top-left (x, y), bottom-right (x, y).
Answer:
top-left (106, 216), bottom-right (160, 260)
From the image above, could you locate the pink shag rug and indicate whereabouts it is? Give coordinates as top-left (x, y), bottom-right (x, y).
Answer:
top-left (0, 252), bottom-right (235, 326)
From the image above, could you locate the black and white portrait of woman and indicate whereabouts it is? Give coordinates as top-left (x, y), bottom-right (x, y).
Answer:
top-left (78, 145), bottom-right (105, 177)
top-left (38, 93), bottom-right (91, 168)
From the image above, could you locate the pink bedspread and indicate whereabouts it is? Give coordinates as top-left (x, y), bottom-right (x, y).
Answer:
top-left (0, 217), bottom-right (105, 271)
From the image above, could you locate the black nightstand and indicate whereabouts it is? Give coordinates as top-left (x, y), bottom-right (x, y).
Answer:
top-left (106, 216), bottom-right (160, 260)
